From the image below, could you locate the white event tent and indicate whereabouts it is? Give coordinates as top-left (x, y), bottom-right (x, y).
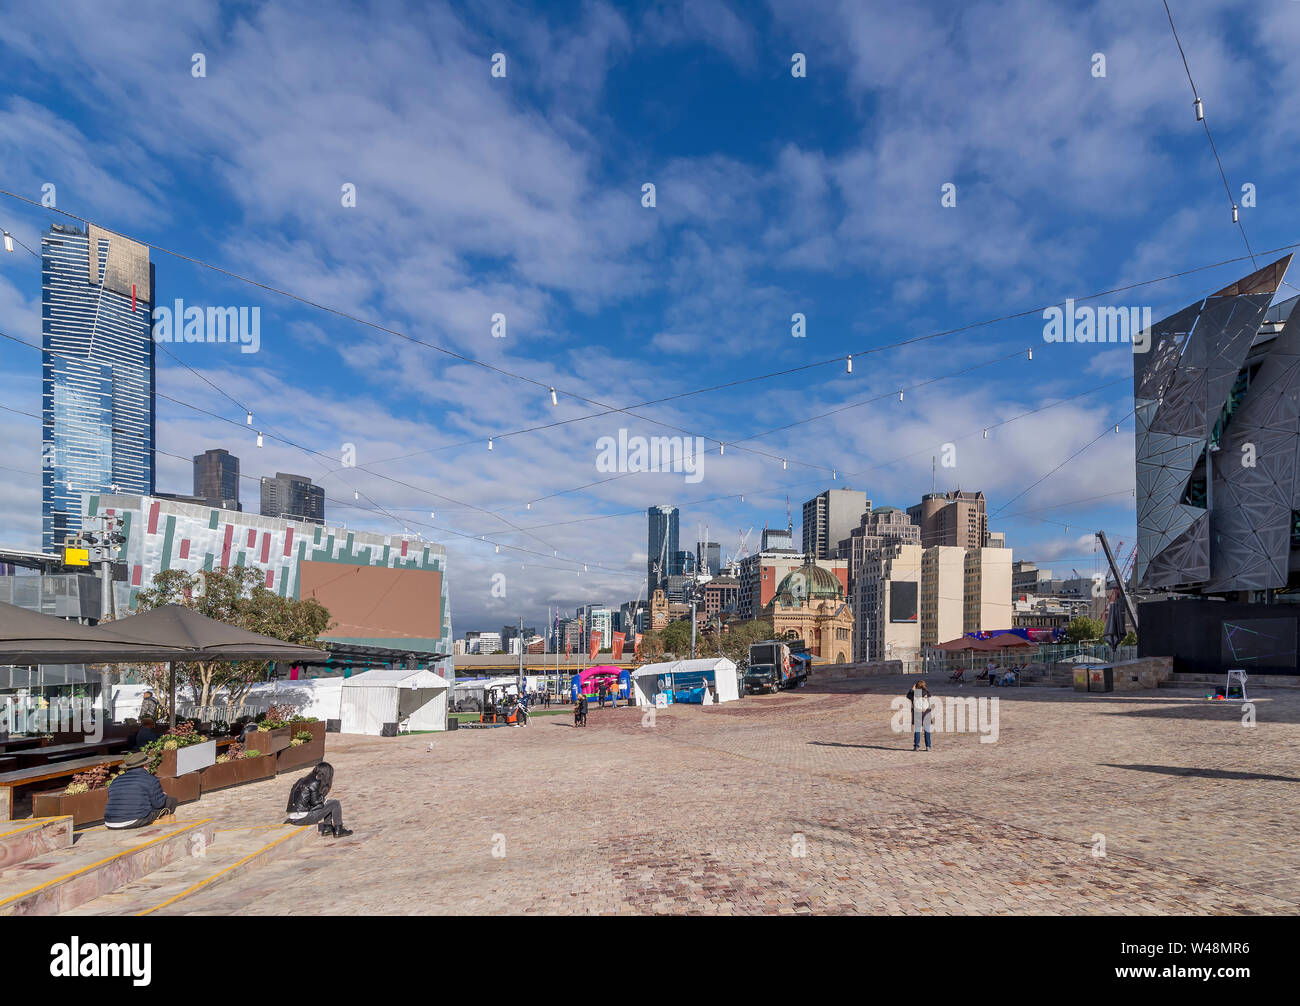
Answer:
top-left (631, 657), bottom-right (739, 707)
top-left (340, 666), bottom-right (451, 735)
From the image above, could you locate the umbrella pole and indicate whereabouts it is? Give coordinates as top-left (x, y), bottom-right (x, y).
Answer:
top-left (169, 661), bottom-right (176, 728)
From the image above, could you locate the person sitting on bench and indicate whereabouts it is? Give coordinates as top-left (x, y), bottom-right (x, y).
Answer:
top-left (134, 717), bottom-right (159, 748)
top-left (285, 762), bottom-right (352, 838)
top-left (104, 750), bottom-right (178, 829)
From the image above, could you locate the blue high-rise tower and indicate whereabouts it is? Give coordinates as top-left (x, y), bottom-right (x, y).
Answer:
top-left (41, 223), bottom-right (155, 552)
top-left (646, 504), bottom-right (679, 597)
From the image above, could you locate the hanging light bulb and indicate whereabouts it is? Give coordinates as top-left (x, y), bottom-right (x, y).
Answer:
top-left (495, 545), bottom-right (500, 553)
top-left (782, 459), bottom-right (787, 470)
top-left (899, 390), bottom-right (904, 402)
top-left (526, 502), bottom-right (531, 510)
top-left (832, 470), bottom-right (837, 480)
top-left (719, 443), bottom-right (725, 456)
top-left (430, 511), bottom-right (435, 519)
top-left (1115, 424), bottom-right (1120, 433)
top-left (488, 437), bottom-right (493, 451)
top-left (846, 354), bottom-right (853, 374)
top-left (583, 564), bottom-right (588, 572)
top-left (354, 490), bottom-right (359, 500)
top-left (2, 232), bottom-right (12, 254)
top-left (740, 494), bottom-right (745, 503)
top-left (549, 387), bottom-right (558, 406)
top-left (983, 428), bottom-right (988, 439)
top-left (1232, 205), bottom-right (1239, 224)
top-left (256, 431), bottom-right (263, 448)
top-left (1194, 96), bottom-right (1204, 121)
top-left (1027, 348), bottom-right (1033, 361)
top-left (246, 410), bottom-right (252, 425)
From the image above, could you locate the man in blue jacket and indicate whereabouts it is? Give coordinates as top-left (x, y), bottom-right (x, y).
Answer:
top-left (104, 750), bottom-right (178, 829)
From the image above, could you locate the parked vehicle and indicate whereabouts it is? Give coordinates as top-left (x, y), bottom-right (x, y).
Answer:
top-left (744, 640), bottom-right (802, 694)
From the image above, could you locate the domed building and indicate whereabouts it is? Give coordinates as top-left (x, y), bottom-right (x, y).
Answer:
top-left (763, 562), bottom-right (854, 663)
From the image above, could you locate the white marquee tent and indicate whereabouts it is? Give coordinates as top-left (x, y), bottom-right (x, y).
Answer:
top-left (631, 657), bottom-right (739, 706)
top-left (340, 667), bottom-right (451, 735)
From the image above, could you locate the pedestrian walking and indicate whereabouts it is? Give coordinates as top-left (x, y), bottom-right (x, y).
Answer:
top-left (907, 679), bottom-right (933, 751)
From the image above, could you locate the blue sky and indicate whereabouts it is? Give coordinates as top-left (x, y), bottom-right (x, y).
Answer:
top-left (1, 0), bottom-right (1299, 632)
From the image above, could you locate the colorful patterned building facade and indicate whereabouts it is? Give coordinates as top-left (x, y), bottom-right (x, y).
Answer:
top-left (87, 492), bottom-right (451, 660)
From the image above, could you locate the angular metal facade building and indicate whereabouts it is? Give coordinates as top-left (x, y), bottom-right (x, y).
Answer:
top-left (1135, 256), bottom-right (1297, 592)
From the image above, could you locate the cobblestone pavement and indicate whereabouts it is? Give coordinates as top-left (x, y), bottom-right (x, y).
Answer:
top-left (163, 678), bottom-right (1300, 914)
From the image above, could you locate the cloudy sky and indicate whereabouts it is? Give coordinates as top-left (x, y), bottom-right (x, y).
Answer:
top-left (1, 0), bottom-right (1298, 633)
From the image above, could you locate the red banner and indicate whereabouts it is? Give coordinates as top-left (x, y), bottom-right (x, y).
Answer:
top-left (634, 632), bottom-right (643, 661)
top-left (612, 631), bottom-right (625, 660)
top-left (589, 630), bottom-right (601, 660)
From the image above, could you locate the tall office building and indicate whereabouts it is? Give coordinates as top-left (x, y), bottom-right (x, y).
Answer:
top-left (259, 472), bottom-right (325, 524)
top-left (761, 526), bottom-right (794, 551)
top-left (802, 490), bottom-right (869, 560)
top-left (696, 541), bottom-right (721, 576)
top-left (646, 505), bottom-right (679, 596)
top-left (41, 223), bottom-right (155, 552)
top-left (193, 448), bottom-right (241, 511)
top-left (907, 490), bottom-right (989, 549)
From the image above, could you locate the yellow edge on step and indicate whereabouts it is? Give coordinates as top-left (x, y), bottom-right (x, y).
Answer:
top-left (0, 816), bottom-right (73, 839)
top-left (0, 819), bottom-right (212, 909)
top-left (136, 826), bottom-right (308, 916)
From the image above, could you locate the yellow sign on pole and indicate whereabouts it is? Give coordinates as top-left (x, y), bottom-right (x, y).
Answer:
top-left (64, 547), bottom-right (90, 567)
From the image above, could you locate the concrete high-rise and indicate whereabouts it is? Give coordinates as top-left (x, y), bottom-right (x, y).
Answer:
top-left (260, 472), bottom-right (325, 524)
top-left (646, 505), bottom-right (679, 596)
top-left (41, 223), bottom-right (155, 552)
top-left (802, 490), bottom-right (869, 560)
top-left (193, 448), bottom-right (240, 511)
top-left (907, 490), bottom-right (988, 550)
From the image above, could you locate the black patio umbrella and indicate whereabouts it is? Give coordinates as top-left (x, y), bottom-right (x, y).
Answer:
top-left (96, 605), bottom-right (327, 723)
top-left (1104, 599), bottom-right (1126, 652)
top-left (0, 600), bottom-right (186, 664)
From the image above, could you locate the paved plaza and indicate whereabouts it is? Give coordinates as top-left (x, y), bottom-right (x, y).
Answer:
top-left (159, 677), bottom-right (1300, 915)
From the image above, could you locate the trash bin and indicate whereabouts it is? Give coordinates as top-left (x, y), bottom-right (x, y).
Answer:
top-left (446, 715), bottom-right (458, 731)
top-left (1072, 667), bottom-right (1089, 692)
top-left (1087, 666), bottom-right (1114, 693)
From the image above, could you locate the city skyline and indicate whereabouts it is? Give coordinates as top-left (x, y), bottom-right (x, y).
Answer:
top-left (4, 1), bottom-right (1298, 633)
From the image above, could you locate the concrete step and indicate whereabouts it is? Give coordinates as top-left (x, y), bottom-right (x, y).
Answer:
top-left (64, 824), bottom-right (313, 916)
top-left (148, 826), bottom-right (362, 915)
top-left (0, 817), bottom-right (214, 916)
top-left (0, 817), bottom-right (74, 869)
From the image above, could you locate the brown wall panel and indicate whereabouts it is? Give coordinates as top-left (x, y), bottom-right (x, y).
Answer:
top-left (299, 561), bottom-right (442, 640)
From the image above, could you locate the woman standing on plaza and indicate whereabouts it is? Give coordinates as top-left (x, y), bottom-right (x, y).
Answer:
top-left (907, 679), bottom-right (933, 751)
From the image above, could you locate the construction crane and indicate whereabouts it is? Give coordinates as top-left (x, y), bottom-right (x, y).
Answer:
top-left (733, 526), bottom-right (754, 563)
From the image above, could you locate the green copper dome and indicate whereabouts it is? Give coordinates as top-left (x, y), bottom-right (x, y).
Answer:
top-left (774, 563), bottom-right (843, 603)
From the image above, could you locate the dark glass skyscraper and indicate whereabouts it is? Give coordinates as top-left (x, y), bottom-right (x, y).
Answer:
top-left (41, 223), bottom-right (155, 552)
top-left (193, 448), bottom-right (241, 510)
top-left (646, 505), bottom-right (679, 596)
top-left (260, 472), bottom-right (325, 524)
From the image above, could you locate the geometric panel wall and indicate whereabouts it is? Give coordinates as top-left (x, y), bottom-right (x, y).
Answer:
top-left (1134, 256), bottom-right (1292, 591)
top-left (82, 491), bottom-right (453, 657)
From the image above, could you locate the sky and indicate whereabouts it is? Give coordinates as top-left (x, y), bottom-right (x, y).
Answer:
top-left (1, 0), bottom-right (1299, 634)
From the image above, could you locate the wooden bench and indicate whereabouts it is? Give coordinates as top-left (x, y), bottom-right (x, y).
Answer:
top-left (0, 737), bottom-right (45, 753)
top-left (0, 755), bottom-right (124, 820)
top-left (12, 739), bottom-right (128, 770)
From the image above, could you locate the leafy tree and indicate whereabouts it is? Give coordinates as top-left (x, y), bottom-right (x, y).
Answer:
top-left (1065, 615), bottom-right (1105, 643)
top-left (658, 619), bottom-right (693, 657)
top-left (1119, 630), bottom-right (1138, 647)
top-left (135, 566), bottom-right (332, 712)
top-left (699, 618), bottom-right (774, 667)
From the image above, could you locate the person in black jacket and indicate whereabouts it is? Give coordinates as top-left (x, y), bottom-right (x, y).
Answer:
top-left (104, 750), bottom-right (178, 829)
top-left (284, 762), bottom-right (352, 837)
